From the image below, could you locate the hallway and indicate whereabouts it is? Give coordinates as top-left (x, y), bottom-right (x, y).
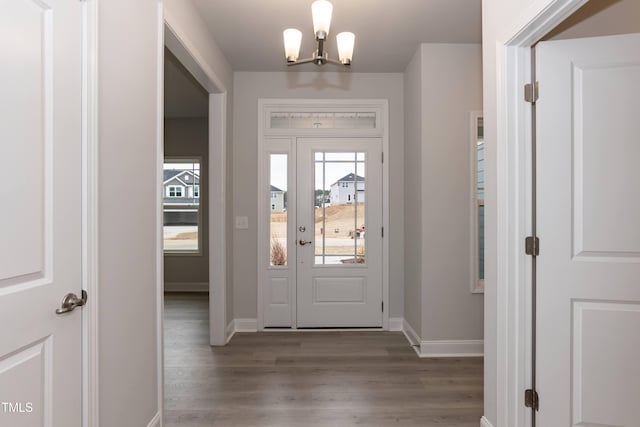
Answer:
top-left (164, 293), bottom-right (483, 426)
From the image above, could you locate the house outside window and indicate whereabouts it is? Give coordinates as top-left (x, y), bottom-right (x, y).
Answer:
top-left (163, 159), bottom-right (201, 253)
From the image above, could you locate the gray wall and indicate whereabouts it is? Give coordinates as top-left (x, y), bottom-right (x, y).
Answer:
top-left (232, 72), bottom-right (405, 319)
top-left (544, 0), bottom-right (640, 41)
top-left (420, 44), bottom-right (483, 342)
top-left (403, 48), bottom-right (423, 337)
top-left (402, 44), bottom-right (484, 343)
top-left (164, 118), bottom-right (209, 285)
top-left (98, 0), bottom-right (159, 424)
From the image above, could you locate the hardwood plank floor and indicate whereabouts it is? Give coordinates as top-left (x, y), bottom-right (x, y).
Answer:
top-left (164, 293), bottom-right (483, 427)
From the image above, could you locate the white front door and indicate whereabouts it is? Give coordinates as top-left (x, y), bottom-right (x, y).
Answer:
top-left (296, 138), bottom-right (383, 327)
top-left (536, 33), bottom-right (640, 426)
top-left (0, 1), bottom-right (83, 426)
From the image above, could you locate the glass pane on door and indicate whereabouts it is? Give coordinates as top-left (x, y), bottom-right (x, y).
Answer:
top-left (270, 154), bottom-right (288, 266)
top-left (314, 152), bottom-right (366, 265)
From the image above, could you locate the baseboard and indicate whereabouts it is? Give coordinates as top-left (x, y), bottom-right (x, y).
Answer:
top-left (146, 411), bottom-right (161, 427)
top-left (163, 281), bottom-right (209, 292)
top-left (235, 318), bottom-right (258, 332)
top-left (419, 340), bottom-right (484, 357)
top-left (480, 416), bottom-right (494, 427)
top-left (401, 319), bottom-right (421, 357)
top-left (225, 319), bottom-right (235, 344)
top-left (389, 317), bottom-right (403, 331)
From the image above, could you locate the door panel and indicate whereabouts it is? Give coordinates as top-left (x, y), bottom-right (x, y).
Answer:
top-left (296, 139), bottom-right (382, 328)
top-left (537, 33), bottom-right (640, 426)
top-left (0, 0), bottom-right (83, 425)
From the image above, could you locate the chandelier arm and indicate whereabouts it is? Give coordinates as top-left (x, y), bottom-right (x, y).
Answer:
top-left (325, 58), bottom-right (349, 66)
top-left (287, 57), bottom-right (316, 66)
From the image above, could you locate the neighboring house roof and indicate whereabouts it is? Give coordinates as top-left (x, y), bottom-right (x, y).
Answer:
top-left (270, 185), bottom-right (283, 192)
top-left (331, 173), bottom-right (365, 186)
top-left (163, 169), bottom-right (200, 185)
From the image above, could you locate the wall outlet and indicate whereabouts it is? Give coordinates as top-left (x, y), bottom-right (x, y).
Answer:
top-left (235, 216), bottom-right (249, 229)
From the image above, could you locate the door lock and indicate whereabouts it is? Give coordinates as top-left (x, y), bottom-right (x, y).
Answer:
top-left (299, 226), bottom-right (306, 232)
top-left (55, 290), bottom-right (87, 315)
top-left (299, 240), bottom-right (312, 246)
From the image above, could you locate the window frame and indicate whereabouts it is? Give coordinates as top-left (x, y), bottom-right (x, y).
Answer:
top-left (163, 157), bottom-right (202, 256)
top-left (470, 111), bottom-right (485, 293)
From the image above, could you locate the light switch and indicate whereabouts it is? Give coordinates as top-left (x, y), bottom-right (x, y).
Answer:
top-left (235, 216), bottom-right (249, 229)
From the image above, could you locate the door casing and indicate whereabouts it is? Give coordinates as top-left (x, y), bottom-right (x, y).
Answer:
top-left (257, 99), bottom-right (390, 330)
top-left (491, 1), bottom-right (591, 426)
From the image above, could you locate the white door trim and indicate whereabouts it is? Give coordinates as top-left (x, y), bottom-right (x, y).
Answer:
top-left (82, 0), bottom-right (99, 425)
top-left (492, 1), bottom-right (589, 426)
top-left (163, 8), bottom-right (229, 350)
top-left (257, 98), bottom-right (390, 331)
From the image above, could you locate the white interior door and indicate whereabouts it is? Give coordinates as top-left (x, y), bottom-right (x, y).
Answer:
top-left (296, 138), bottom-right (383, 327)
top-left (0, 1), bottom-right (83, 425)
top-left (536, 33), bottom-right (640, 426)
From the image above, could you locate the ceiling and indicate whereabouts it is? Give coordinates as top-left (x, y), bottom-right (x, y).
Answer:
top-left (189, 0), bottom-right (482, 73)
top-left (164, 48), bottom-right (208, 118)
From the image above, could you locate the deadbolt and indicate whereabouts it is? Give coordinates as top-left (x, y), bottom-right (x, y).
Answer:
top-left (299, 226), bottom-right (306, 232)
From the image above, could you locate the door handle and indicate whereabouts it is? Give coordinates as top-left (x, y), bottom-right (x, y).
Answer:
top-left (55, 290), bottom-right (87, 315)
top-left (299, 240), bottom-right (312, 246)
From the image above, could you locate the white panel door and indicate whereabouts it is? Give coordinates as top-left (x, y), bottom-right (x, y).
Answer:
top-left (296, 138), bottom-right (382, 327)
top-left (0, 1), bottom-right (83, 426)
top-left (537, 33), bottom-right (640, 426)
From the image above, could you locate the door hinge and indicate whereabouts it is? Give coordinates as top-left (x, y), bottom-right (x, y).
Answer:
top-left (381, 301), bottom-right (384, 312)
top-left (524, 82), bottom-right (539, 103)
top-left (381, 152), bottom-right (384, 163)
top-left (524, 389), bottom-right (539, 411)
top-left (381, 227), bottom-right (384, 238)
top-left (525, 236), bottom-right (540, 256)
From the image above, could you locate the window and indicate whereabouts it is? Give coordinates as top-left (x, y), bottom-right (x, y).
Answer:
top-left (163, 159), bottom-right (201, 253)
top-left (269, 154), bottom-right (287, 266)
top-left (167, 186), bottom-right (183, 197)
top-left (471, 113), bottom-right (484, 292)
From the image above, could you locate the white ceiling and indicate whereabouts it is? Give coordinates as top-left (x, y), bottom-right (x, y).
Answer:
top-left (189, 0), bottom-right (482, 73)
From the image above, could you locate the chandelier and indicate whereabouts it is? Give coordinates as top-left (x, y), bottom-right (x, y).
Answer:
top-left (283, 0), bottom-right (355, 67)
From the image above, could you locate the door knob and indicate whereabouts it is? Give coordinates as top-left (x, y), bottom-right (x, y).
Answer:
top-left (55, 290), bottom-right (87, 315)
top-left (299, 240), bottom-right (312, 246)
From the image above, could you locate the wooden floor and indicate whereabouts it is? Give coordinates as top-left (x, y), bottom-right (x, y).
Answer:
top-left (164, 293), bottom-right (483, 427)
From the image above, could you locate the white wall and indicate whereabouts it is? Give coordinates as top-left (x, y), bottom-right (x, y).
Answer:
top-left (98, 0), bottom-right (160, 425)
top-left (163, 0), bottom-right (235, 324)
top-left (403, 48), bottom-right (423, 337)
top-left (420, 44), bottom-right (484, 342)
top-left (164, 118), bottom-right (209, 286)
top-left (232, 72), bottom-right (405, 320)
